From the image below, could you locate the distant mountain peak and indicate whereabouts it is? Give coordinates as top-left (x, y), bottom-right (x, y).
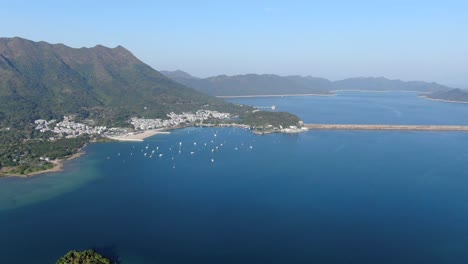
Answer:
top-left (163, 71), bottom-right (452, 96)
top-left (0, 37), bottom-right (231, 125)
top-left (161, 70), bottom-right (198, 79)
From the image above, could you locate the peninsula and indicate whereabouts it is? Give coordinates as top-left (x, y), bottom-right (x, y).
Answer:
top-left (423, 88), bottom-right (468, 104)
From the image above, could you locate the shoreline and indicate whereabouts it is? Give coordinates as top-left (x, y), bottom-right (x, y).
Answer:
top-left (216, 93), bottom-right (336, 98)
top-left (1, 151), bottom-right (86, 178)
top-left (420, 95), bottom-right (468, 105)
top-left (0, 129), bottom-right (173, 178)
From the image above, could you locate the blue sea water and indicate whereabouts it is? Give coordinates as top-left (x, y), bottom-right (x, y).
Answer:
top-left (2, 92), bottom-right (468, 263)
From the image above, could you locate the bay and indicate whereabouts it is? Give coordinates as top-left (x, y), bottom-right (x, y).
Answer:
top-left (2, 92), bottom-right (468, 263)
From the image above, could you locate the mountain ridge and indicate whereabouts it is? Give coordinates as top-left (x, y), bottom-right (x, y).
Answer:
top-left (162, 70), bottom-right (453, 96)
top-left (0, 37), bottom-right (242, 127)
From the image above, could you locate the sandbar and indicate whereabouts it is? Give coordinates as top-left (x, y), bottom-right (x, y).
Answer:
top-left (107, 129), bottom-right (170, 142)
top-left (216, 93), bottom-right (335, 98)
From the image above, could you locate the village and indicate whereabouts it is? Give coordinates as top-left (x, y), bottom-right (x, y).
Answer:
top-left (130, 110), bottom-right (231, 130)
top-left (33, 110), bottom-right (232, 140)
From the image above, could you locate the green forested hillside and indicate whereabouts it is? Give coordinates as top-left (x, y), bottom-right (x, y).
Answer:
top-left (0, 37), bottom-right (245, 127)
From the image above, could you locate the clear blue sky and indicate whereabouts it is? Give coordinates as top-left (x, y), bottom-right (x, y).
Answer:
top-left (2, 0), bottom-right (468, 87)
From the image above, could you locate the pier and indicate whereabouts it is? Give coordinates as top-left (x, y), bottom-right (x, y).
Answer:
top-left (303, 124), bottom-right (468, 132)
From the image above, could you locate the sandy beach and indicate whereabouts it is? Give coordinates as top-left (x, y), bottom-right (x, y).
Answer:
top-left (107, 129), bottom-right (170, 142)
top-left (216, 93), bottom-right (336, 98)
top-left (331, 89), bottom-right (430, 94)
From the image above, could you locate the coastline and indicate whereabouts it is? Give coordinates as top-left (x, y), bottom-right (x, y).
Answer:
top-left (0, 129), bottom-right (173, 178)
top-left (216, 93), bottom-right (336, 98)
top-left (420, 95), bottom-right (468, 105)
top-left (1, 151), bottom-right (86, 178)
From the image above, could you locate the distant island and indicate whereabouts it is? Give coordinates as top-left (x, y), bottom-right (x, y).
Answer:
top-left (56, 249), bottom-right (113, 264)
top-left (423, 88), bottom-right (468, 104)
top-left (162, 70), bottom-right (452, 96)
top-left (0, 37), bottom-right (303, 177)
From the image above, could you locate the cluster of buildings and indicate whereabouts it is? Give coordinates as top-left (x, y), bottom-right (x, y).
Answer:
top-left (34, 116), bottom-right (107, 139)
top-left (131, 110), bottom-right (231, 130)
top-left (33, 110), bottom-right (233, 140)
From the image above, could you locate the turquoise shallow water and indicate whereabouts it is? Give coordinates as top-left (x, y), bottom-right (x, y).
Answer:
top-left (2, 92), bottom-right (468, 263)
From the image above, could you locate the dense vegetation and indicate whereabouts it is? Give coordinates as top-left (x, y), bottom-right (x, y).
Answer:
top-left (426, 88), bottom-right (468, 102)
top-left (56, 249), bottom-right (112, 264)
top-left (0, 37), bottom-right (249, 127)
top-left (0, 126), bottom-right (89, 175)
top-left (242, 111), bottom-right (302, 128)
top-left (162, 71), bottom-right (452, 96)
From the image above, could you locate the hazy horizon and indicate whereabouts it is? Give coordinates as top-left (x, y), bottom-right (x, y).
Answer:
top-left (159, 69), bottom-right (465, 88)
top-left (3, 1), bottom-right (467, 88)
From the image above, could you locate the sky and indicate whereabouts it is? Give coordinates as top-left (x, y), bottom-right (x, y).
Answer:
top-left (2, 0), bottom-right (468, 87)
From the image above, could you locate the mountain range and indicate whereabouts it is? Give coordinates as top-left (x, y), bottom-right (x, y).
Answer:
top-left (0, 37), bottom-right (243, 127)
top-left (162, 70), bottom-right (453, 96)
